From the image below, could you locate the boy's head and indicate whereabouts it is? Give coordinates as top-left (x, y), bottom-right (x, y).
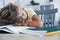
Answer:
top-left (0, 3), bottom-right (19, 25)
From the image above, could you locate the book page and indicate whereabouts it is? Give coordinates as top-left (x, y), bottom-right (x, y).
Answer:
top-left (0, 25), bottom-right (33, 34)
top-left (21, 29), bottom-right (47, 37)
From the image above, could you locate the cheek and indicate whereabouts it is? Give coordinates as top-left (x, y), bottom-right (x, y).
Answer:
top-left (22, 13), bottom-right (27, 19)
top-left (17, 10), bottom-right (27, 19)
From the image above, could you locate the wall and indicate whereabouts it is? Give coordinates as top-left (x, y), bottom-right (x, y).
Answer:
top-left (0, 0), bottom-right (4, 8)
top-left (0, 0), bottom-right (17, 8)
top-left (19, 0), bottom-right (50, 8)
top-left (51, 0), bottom-right (60, 25)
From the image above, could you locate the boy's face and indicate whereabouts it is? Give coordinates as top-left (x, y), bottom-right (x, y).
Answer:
top-left (16, 8), bottom-right (27, 24)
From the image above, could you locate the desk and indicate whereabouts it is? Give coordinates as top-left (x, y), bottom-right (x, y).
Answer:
top-left (46, 34), bottom-right (60, 40)
top-left (0, 34), bottom-right (60, 40)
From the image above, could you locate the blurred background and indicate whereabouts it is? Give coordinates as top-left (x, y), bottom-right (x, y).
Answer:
top-left (0, 0), bottom-right (60, 27)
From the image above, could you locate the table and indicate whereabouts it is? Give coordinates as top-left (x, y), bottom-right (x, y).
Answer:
top-left (0, 34), bottom-right (60, 40)
top-left (46, 34), bottom-right (60, 40)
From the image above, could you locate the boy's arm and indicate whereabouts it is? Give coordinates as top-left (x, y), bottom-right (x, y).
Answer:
top-left (25, 15), bottom-right (43, 28)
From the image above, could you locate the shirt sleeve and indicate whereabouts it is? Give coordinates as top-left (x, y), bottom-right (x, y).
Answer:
top-left (24, 8), bottom-right (37, 21)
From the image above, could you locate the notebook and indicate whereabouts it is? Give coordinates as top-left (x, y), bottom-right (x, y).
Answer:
top-left (28, 26), bottom-right (60, 36)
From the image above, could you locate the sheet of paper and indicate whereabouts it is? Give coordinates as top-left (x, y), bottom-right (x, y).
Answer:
top-left (21, 29), bottom-right (47, 37)
top-left (0, 25), bottom-right (34, 34)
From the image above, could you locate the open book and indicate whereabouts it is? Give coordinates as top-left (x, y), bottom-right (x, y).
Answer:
top-left (0, 25), bottom-right (32, 34)
top-left (0, 25), bottom-right (47, 36)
